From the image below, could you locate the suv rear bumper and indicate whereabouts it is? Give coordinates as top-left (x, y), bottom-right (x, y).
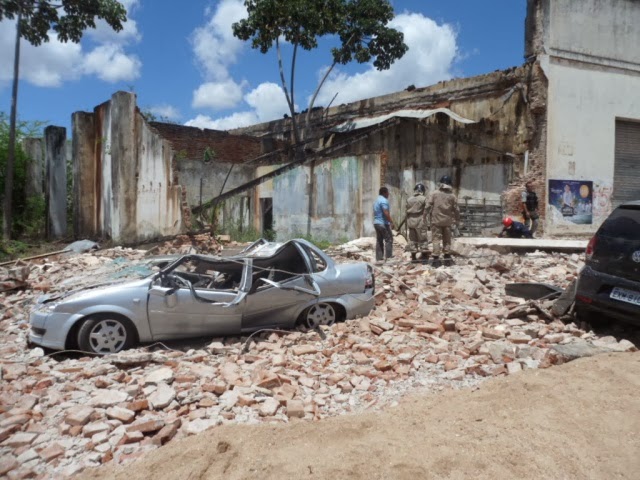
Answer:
top-left (576, 265), bottom-right (640, 325)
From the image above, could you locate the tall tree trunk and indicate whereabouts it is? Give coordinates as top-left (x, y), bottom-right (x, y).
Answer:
top-left (276, 38), bottom-right (300, 146)
top-left (3, 14), bottom-right (21, 240)
top-left (305, 60), bottom-right (337, 128)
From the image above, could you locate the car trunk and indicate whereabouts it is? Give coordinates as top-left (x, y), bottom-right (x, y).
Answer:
top-left (590, 205), bottom-right (640, 281)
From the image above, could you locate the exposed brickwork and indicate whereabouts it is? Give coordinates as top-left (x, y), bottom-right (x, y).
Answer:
top-left (503, 61), bottom-right (548, 231)
top-left (149, 122), bottom-right (264, 164)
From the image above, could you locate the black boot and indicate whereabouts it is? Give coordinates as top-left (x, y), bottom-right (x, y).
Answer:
top-left (443, 254), bottom-right (454, 267)
top-left (431, 256), bottom-right (441, 268)
top-left (411, 252), bottom-right (417, 261)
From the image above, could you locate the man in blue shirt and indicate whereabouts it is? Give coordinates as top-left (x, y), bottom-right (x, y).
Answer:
top-left (373, 187), bottom-right (394, 262)
top-left (499, 217), bottom-right (533, 239)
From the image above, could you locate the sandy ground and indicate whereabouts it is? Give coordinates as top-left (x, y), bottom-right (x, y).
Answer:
top-left (83, 352), bottom-right (640, 480)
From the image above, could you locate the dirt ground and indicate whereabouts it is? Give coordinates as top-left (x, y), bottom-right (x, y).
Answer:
top-left (83, 352), bottom-right (640, 480)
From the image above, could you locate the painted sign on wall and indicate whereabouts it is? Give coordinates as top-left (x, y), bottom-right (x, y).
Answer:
top-left (548, 179), bottom-right (593, 225)
top-left (592, 180), bottom-right (613, 224)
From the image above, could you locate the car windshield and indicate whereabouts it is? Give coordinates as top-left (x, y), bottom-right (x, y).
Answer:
top-left (164, 257), bottom-right (245, 291)
top-left (599, 206), bottom-right (640, 241)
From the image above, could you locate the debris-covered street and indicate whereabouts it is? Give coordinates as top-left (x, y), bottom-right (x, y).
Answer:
top-left (0, 236), bottom-right (637, 478)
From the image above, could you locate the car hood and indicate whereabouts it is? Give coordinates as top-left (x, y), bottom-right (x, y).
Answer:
top-left (37, 278), bottom-right (154, 306)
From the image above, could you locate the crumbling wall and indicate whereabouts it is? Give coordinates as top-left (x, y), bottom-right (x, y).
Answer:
top-left (272, 154), bottom-right (381, 241)
top-left (149, 122), bottom-right (264, 164)
top-left (44, 126), bottom-right (67, 239)
top-left (73, 91), bottom-right (184, 243)
top-left (22, 138), bottom-right (44, 199)
top-left (234, 66), bottom-right (537, 235)
top-left (502, 61), bottom-right (548, 228)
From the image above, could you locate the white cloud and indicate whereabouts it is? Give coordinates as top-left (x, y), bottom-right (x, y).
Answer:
top-left (148, 104), bottom-right (181, 121)
top-left (185, 82), bottom-right (295, 131)
top-left (192, 80), bottom-right (246, 110)
top-left (244, 82), bottom-right (294, 122)
top-left (82, 44), bottom-right (141, 82)
top-left (187, 6), bottom-right (458, 130)
top-left (0, 23), bottom-right (83, 87)
top-left (185, 112), bottom-right (259, 131)
top-left (87, 0), bottom-right (141, 44)
top-left (0, 3), bottom-right (142, 89)
top-left (190, 0), bottom-right (246, 81)
top-left (313, 12), bottom-right (458, 106)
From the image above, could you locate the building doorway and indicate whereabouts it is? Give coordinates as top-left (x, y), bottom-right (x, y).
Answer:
top-left (260, 197), bottom-right (273, 238)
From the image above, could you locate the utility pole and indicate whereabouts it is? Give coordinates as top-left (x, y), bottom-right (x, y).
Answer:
top-left (2, 13), bottom-right (22, 240)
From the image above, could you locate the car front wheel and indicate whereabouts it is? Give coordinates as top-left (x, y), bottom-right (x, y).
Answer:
top-left (78, 315), bottom-right (135, 355)
top-left (300, 303), bottom-right (338, 329)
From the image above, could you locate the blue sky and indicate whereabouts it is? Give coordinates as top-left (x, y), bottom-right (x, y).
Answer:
top-left (0, 0), bottom-right (527, 133)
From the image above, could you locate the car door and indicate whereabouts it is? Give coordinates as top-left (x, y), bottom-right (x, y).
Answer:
top-left (242, 251), bottom-right (320, 330)
top-left (146, 262), bottom-right (249, 339)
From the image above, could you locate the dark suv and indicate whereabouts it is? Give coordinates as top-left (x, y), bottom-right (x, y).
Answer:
top-left (575, 201), bottom-right (640, 325)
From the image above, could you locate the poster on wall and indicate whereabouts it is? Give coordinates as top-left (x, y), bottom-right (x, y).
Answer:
top-left (548, 179), bottom-right (593, 225)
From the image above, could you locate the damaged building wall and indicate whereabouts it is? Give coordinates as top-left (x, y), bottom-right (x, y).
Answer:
top-left (268, 155), bottom-right (381, 242)
top-left (73, 92), bottom-right (184, 243)
top-left (72, 93), bottom-right (281, 243)
top-left (233, 65), bottom-right (537, 239)
top-left (148, 122), bottom-right (272, 234)
top-left (177, 159), bottom-right (255, 232)
top-left (134, 115), bottom-right (183, 239)
top-left (528, 0), bottom-right (640, 235)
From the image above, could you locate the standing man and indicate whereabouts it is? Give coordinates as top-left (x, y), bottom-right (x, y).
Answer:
top-left (405, 183), bottom-right (429, 261)
top-left (521, 181), bottom-right (539, 237)
top-left (426, 175), bottom-right (460, 267)
top-left (373, 186), bottom-right (394, 263)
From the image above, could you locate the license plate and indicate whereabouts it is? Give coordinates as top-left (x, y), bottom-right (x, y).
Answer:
top-left (610, 287), bottom-right (640, 306)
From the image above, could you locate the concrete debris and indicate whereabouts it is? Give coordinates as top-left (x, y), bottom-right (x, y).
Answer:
top-left (0, 242), bottom-right (637, 478)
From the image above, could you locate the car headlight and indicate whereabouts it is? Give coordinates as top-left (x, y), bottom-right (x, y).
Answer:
top-left (35, 302), bottom-right (58, 313)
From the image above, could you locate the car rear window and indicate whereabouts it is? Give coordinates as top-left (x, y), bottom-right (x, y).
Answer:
top-left (598, 206), bottom-right (640, 240)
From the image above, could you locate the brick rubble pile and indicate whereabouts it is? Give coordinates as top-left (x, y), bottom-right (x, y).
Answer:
top-left (0, 242), bottom-right (636, 479)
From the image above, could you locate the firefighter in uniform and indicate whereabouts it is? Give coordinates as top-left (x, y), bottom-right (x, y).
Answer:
top-left (405, 183), bottom-right (429, 261)
top-left (426, 175), bottom-right (460, 267)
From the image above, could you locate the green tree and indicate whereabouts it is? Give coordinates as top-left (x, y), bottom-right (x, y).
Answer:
top-left (232, 0), bottom-right (408, 145)
top-left (0, 113), bottom-right (47, 239)
top-left (0, 0), bottom-right (127, 240)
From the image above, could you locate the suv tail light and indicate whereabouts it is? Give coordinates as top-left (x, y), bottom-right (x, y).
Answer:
top-left (585, 235), bottom-right (597, 260)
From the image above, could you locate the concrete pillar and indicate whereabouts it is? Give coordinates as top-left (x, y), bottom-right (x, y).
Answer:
top-left (22, 138), bottom-right (44, 198)
top-left (72, 112), bottom-right (97, 238)
top-left (110, 91), bottom-right (138, 243)
top-left (45, 126), bottom-right (67, 239)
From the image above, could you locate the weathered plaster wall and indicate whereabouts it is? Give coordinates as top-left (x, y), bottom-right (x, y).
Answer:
top-left (72, 112), bottom-right (97, 238)
top-left (544, 61), bottom-right (640, 234)
top-left (22, 138), bottom-right (44, 199)
top-left (531, 0), bottom-right (640, 234)
top-left (73, 92), bottom-right (184, 243)
top-left (234, 65), bottom-right (537, 237)
top-left (177, 159), bottom-right (254, 232)
top-left (272, 155), bottom-right (380, 242)
top-left (135, 115), bottom-right (183, 239)
top-left (44, 126), bottom-right (67, 240)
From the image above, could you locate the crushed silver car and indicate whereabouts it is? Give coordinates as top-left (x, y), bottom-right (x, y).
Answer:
top-left (29, 239), bottom-right (375, 354)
